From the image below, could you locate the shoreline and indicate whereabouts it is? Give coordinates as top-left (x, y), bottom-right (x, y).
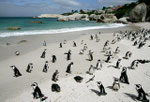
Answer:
top-left (0, 23), bottom-right (148, 102)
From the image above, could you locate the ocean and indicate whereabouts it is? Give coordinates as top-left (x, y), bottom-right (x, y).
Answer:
top-left (0, 17), bottom-right (125, 37)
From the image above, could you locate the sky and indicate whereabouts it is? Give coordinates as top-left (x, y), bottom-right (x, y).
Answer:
top-left (0, 0), bottom-right (137, 17)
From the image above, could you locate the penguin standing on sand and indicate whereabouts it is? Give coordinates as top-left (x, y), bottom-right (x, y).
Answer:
top-left (73, 41), bottom-right (77, 47)
top-left (114, 46), bottom-right (120, 54)
top-left (83, 44), bottom-right (88, 51)
top-left (43, 61), bottom-right (49, 73)
top-left (31, 82), bottom-right (47, 101)
top-left (105, 55), bottom-right (112, 63)
top-left (95, 59), bottom-right (102, 70)
top-left (64, 50), bottom-right (71, 61)
top-left (90, 35), bottom-right (93, 40)
top-left (52, 55), bottom-right (57, 63)
top-left (135, 84), bottom-right (149, 102)
top-left (26, 63), bottom-right (33, 73)
top-left (41, 49), bottom-right (46, 58)
top-left (88, 50), bottom-right (94, 61)
top-left (11, 65), bottom-right (22, 77)
top-left (124, 51), bottom-right (132, 59)
top-left (120, 67), bottom-right (129, 84)
top-left (130, 60), bottom-right (139, 69)
top-left (66, 62), bottom-right (73, 73)
top-left (43, 40), bottom-right (46, 46)
top-left (97, 81), bottom-right (107, 95)
top-left (115, 59), bottom-right (121, 68)
top-left (112, 78), bottom-right (120, 91)
top-left (88, 65), bottom-right (95, 75)
top-left (60, 42), bottom-right (62, 48)
top-left (52, 70), bottom-right (59, 82)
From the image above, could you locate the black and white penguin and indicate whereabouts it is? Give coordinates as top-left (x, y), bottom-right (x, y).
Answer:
top-left (114, 46), bottom-right (120, 54)
top-left (52, 70), bottom-right (59, 82)
top-left (95, 59), bottom-right (102, 70)
top-left (43, 40), bottom-right (46, 46)
top-left (105, 55), bottom-right (112, 63)
top-left (52, 55), bottom-right (57, 63)
top-left (88, 65), bottom-right (95, 75)
top-left (88, 50), bottom-right (94, 61)
top-left (135, 84), bottom-right (149, 102)
top-left (115, 59), bottom-right (121, 68)
top-left (112, 78), bottom-right (120, 91)
top-left (73, 41), bottom-right (77, 47)
top-left (60, 42), bottom-right (62, 48)
top-left (64, 50), bottom-right (71, 61)
top-left (43, 61), bottom-right (49, 73)
top-left (90, 35), bottom-right (93, 40)
top-left (15, 50), bottom-right (20, 56)
top-left (66, 62), bottom-right (73, 73)
top-left (130, 60), bottom-right (139, 69)
top-left (31, 82), bottom-right (47, 101)
top-left (120, 67), bottom-right (129, 84)
top-left (97, 81), bottom-right (107, 95)
top-left (11, 65), bottom-right (22, 77)
top-left (26, 63), bottom-right (33, 73)
top-left (40, 49), bottom-right (46, 58)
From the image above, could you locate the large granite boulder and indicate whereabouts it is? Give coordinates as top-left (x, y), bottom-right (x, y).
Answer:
top-left (97, 14), bottom-right (118, 23)
top-left (115, 17), bottom-right (130, 24)
top-left (129, 3), bottom-right (147, 22)
top-left (89, 14), bottom-right (97, 21)
top-left (146, 5), bottom-right (150, 21)
top-left (8, 27), bottom-right (21, 30)
top-left (58, 13), bottom-right (89, 21)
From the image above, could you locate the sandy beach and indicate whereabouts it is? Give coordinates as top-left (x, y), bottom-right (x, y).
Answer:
top-left (0, 23), bottom-right (150, 102)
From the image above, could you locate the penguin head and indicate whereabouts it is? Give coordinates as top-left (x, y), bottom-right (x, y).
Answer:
top-left (10, 65), bottom-right (15, 70)
top-left (31, 82), bottom-right (38, 87)
top-left (45, 61), bottom-right (48, 63)
top-left (135, 84), bottom-right (142, 89)
top-left (97, 81), bottom-right (102, 85)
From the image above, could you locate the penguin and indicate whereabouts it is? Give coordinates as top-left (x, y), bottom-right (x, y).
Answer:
top-left (135, 84), bottom-right (149, 102)
top-left (64, 50), bottom-right (71, 61)
top-left (60, 42), bottom-right (62, 48)
top-left (114, 46), bottom-right (120, 54)
top-left (90, 35), bottom-right (93, 40)
top-left (104, 40), bottom-right (109, 47)
top-left (66, 62), bottom-right (73, 73)
top-left (124, 51), bottom-right (132, 59)
top-left (43, 40), bottom-right (46, 46)
top-left (115, 59), bottom-right (121, 68)
top-left (79, 49), bottom-right (84, 55)
top-left (88, 50), bottom-right (94, 61)
top-left (130, 60), bottom-right (139, 69)
top-left (95, 59), bottom-right (102, 70)
top-left (15, 50), bottom-right (20, 56)
top-left (97, 81), bottom-right (107, 95)
top-left (81, 40), bottom-right (84, 45)
top-left (73, 41), bottom-right (77, 47)
top-left (120, 67), bottom-right (129, 84)
top-left (88, 65), bottom-right (95, 75)
top-left (52, 55), bottom-right (57, 63)
top-left (11, 65), bottom-right (22, 77)
top-left (112, 78), bottom-right (120, 91)
top-left (63, 40), bottom-right (67, 44)
top-left (31, 82), bottom-right (47, 101)
top-left (105, 55), bottom-right (112, 63)
top-left (43, 61), bottom-right (49, 73)
top-left (52, 70), bottom-right (59, 82)
top-left (26, 63), bottom-right (33, 73)
top-left (40, 49), bottom-right (46, 58)
top-left (83, 44), bottom-right (88, 51)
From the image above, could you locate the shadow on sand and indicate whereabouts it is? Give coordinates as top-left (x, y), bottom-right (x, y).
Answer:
top-left (90, 89), bottom-right (100, 96)
top-left (124, 93), bottom-right (137, 101)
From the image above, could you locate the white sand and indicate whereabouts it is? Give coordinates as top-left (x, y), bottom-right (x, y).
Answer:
top-left (0, 23), bottom-right (150, 102)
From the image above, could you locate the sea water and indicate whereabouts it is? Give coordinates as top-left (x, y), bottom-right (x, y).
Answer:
top-left (0, 17), bottom-right (125, 37)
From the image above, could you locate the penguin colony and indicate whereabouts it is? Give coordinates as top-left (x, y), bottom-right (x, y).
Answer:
top-left (10, 28), bottom-right (150, 102)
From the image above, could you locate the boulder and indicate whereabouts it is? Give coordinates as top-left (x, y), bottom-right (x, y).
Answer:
top-left (129, 3), bottom-right (147, 22)
top-left (97, 14), bottom-right (118, 23)
top-left (74, 76), bottom-right (83, 83)
top-left (58, 13), bottom-right (89, 21)
top-left (115, 17), bottom-right (130, 24)
top-left (51, 84), bottom-right (61, 92)
top-left (38, 14), bottom-right (63, 18)
top-left (89, 14), bottom-right (97, 21)
top-left (8, 27), bottom-right (21, 30)
top-left (146, 5), bottom-right (150, 21)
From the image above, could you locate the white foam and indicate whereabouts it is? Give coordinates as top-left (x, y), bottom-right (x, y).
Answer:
top-left (0, 23), bottom-right (126, 37)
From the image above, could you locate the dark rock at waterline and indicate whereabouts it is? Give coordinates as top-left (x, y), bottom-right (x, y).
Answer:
top-left (27, 21), bottom-right (43, 23)
top-left (8, 27), bottom-right (21, 30)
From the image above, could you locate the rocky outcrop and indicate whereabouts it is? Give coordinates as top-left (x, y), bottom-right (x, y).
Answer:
top-left (115, 17), bottom-right (130, 24)
top-left (8, 27), bottom-right (21, 30)
top-left (146, 5), bottom-right (150, 21)
top-left (38, 14), bottom-right (63, 18)
top-left (58, 13), bottom-right (89, 21)
top-left (129, 3), bottom-right (147, 22)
